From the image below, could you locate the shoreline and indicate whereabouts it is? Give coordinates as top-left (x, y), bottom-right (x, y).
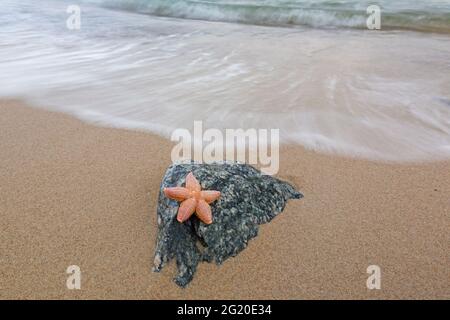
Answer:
top-left (1, 99), bottom-right (449, 299)
top-left (8, 97), bottom-right (450, 168)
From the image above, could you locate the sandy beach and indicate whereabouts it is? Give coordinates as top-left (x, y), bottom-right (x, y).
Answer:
top-left (0, 99), bottom-right (448, 299)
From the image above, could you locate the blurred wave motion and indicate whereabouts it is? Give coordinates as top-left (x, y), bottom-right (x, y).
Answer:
top-left (1, 0), bottom-right (450, 162)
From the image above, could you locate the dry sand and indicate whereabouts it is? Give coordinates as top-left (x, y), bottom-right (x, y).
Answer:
top-left (0, 99), bottom-right (449, 299)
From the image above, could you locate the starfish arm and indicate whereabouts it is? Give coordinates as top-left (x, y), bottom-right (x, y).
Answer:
top-left (163, 187), bottom-right (190, 202)
top-left (177, 198), bottom-right (197, 223)
top-left (200, 190), bottom-right (221, 204)
top-left (185, 172), bottom-right (201, 192)
top-left (196, 199), bottom-right (213, 225)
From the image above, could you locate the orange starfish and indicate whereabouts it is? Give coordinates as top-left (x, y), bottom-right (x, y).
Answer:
top-left (163, 172), bottom-right (221, 225)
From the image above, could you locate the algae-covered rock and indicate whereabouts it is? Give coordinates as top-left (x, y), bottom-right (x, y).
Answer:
top-left (153, 162), bottom-right (302, 287)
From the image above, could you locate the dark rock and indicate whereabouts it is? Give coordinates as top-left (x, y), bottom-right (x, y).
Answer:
top-left (152, 162), bottom-right (303, 287)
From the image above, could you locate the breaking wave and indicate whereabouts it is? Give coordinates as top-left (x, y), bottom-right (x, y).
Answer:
top-left (85, 0), bottom-right (450, 33)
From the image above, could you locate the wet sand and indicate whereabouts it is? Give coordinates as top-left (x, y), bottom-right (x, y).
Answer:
top-left (0, 100), bottom-right (449, 299)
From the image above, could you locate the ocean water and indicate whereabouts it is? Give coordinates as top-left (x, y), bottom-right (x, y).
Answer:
top-left (90, 0), bottom-right (450, 33)
top-left (1, 0), bottom-right (450, 161)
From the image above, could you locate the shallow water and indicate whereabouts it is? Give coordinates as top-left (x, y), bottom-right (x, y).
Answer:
top-left (1, 0), bottom-right (450, 161)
